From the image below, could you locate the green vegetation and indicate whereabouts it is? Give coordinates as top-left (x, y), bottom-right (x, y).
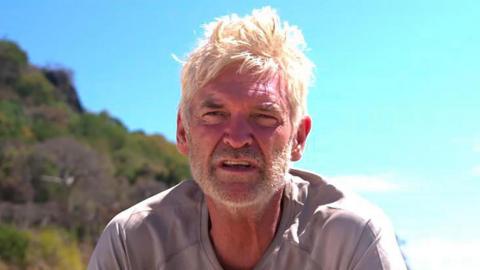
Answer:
top-left (0, 40), bottom-right (28, 85)
top-left (0, 225), bottom-right (29, 266)
top-left (27, 227), bottom-right (84, 270)
top-left (0, 100), bottom-right (30, 140)
top-left (0, 39), bottom-right (190, 269)
top-left (0, 225), bottom-right (84, 270)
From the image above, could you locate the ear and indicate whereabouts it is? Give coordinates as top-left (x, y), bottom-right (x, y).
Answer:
top-left (290, 116), bottom-right (312, 161)
top-left (176, 112), bottom-right (189, 156)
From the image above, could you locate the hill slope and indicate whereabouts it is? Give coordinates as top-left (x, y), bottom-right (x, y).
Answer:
top-left (0, 39), bottom-right (190, 268)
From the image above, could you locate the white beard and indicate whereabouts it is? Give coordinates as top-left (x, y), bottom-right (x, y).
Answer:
top-left (188, 136), bottom-right (292, 214)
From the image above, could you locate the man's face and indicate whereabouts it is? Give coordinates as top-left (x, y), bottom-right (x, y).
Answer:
top-left (177, 69), bottom-right (307, 210)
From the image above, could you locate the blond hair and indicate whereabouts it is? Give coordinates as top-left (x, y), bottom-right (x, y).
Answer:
top-left (180, 6), bottom-right (314, 125)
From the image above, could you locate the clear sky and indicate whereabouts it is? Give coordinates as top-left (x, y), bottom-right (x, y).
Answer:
top-left (2, 1), bottom-right (479, 269)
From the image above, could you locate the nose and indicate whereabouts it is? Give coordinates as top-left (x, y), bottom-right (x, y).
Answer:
top-left (222, 115), bottom-right (253, 148)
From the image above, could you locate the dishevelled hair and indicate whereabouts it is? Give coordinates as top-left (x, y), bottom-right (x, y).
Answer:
top-left (180, 6), bottom-right (314, 126)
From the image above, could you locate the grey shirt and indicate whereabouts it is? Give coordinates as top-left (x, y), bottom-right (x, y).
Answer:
top-left (88, 168), bottom-right (407, 270)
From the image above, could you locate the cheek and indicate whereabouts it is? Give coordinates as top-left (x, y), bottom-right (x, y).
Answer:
top-left (255, 127), bottom-right (293, 155)
top-left (196, 124), bottom-right (225, 139)
top-left (188, 124), bottom-right (224, 151)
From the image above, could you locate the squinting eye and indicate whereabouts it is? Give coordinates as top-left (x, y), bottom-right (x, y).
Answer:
top-left (253, 114), bottom-right (279, 127)
top-left (202, 111), bottom-right (226, 124)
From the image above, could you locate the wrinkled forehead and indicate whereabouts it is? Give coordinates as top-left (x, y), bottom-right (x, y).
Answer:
top-left (192, 72), bottom-right (289, 114)
top-left (186, 67), bottom-right (291, 119)
top-left (213, 71), bottom-right (282, 95)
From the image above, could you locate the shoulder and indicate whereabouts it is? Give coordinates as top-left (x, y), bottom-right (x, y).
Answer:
top-left (321, 195), bottom-right (406, 269)
top-left (112, 179), bottom-right (203, 229)
top-left (288, 168), bottom-right (391, 234)
top-left (88, 180), bottom-right (204, 269)
top-left (287, 168), bottom-right (406, 269)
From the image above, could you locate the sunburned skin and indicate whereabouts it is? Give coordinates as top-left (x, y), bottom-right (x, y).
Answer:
top-left (176, 68), bottom-right (311, 270)
top-left (178, 69), bottom-right (294, 210)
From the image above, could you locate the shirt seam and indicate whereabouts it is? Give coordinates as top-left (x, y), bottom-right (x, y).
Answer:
top-left (279, 239), bottom-right (324, 269)
top-left (349, 219), bottom-right (385, 270)
top-left (154, 240), bottom-right (203, 269)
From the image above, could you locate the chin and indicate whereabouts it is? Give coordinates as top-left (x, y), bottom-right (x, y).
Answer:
top-left (210, 180), bottom-right (284, 212)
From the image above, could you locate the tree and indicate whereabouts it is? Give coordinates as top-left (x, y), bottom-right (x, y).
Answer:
top-left (14, 68), bottom-right (56, 106)
top-left (0, 40), bottom-right (28, 85)
top-left (31, 137), bottom-right (122, 238)
top-left (0, 141), bottom-right (34, 203)
top-left (42, 67), bottom-right (84, 113)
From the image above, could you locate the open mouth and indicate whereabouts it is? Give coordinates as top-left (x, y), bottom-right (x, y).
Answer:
top-left (220, 160), bottom-right (255, 170)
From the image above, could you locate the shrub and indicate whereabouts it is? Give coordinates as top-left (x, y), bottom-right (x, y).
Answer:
top-left (31, 118), bottom-right (66, 141)
top-left (27, 227), bottom-right (84, 270)
top-left (69, 112), bottom-right (128, 153)
top-left (0, 100), bottom-right (31, 140)
top-left (0, 224), bottom-right (29, 265)
top-left (0, 40), bottom-right (28, 84)
top-left (15, 70), bottom-right (56, 106)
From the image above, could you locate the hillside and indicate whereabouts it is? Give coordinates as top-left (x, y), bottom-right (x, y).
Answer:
top-left (0, 39), bottom-right (190, 269)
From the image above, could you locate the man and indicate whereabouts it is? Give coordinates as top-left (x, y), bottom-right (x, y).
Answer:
top-left (89, 7), bottom-right (407, 270)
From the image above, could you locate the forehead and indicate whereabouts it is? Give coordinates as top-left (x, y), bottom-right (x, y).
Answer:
top-left (192, 70), bottom-right (288, 109)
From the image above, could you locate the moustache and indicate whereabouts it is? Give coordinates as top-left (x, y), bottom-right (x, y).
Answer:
top-left (211, 146), bottom-right (263, 165)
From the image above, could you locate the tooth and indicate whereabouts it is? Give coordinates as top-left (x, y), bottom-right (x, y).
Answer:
top-left (224, 160), bottom-right (250, 166)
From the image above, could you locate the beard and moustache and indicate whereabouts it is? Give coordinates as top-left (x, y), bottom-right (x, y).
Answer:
top-left (188, 137), bottom-right (292, 214)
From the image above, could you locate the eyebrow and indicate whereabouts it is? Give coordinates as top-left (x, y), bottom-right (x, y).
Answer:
top-left (200, 97), bottom-right (224, 109)
top-left (199, 96), bottom-right (284, 114)
top-left (254, 103), bottom-right (283, 114)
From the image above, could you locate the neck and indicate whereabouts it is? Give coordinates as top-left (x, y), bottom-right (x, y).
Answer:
top-left (206, 189), bottom-right (284, 270)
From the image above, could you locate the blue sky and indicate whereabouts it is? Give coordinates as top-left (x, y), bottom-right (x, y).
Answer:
top-left (2, 1), bottom-right (479, 269)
